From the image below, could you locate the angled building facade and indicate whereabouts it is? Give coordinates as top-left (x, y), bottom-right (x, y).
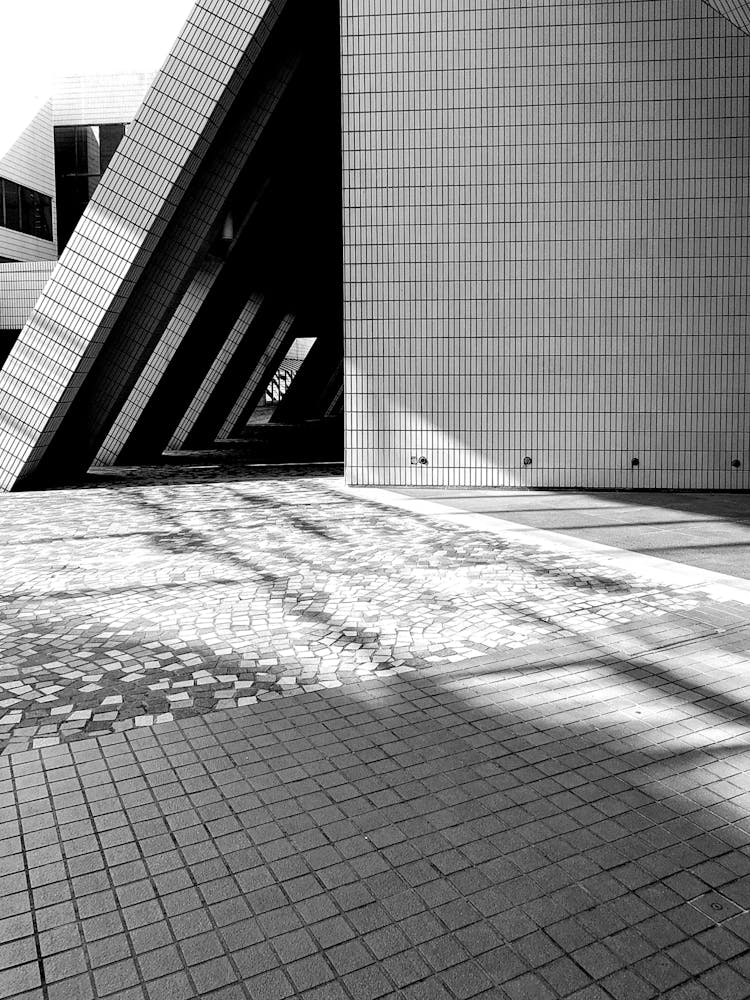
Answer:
top-left (0, 0), bottom-right (747, 491)
top-left (53, 72), bottom-right (156, 253)
top-left (0, 97), bottom-right (57, 264)
top-left (0, 0), bottom-right (341, 491)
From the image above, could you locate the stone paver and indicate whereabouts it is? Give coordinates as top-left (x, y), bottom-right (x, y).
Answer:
top-left (391, 487), bottom-right (750, 581)
top-left (0, 462), bottom-right (749, 1000)
top-left (3, 645), bottom-right (750, 1000)
top-left (1, 466), bottom-right (744, 756)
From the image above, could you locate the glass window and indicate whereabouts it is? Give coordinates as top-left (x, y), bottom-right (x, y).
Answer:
top-left (54, 126), bottom-right (78, 176)
top-left (76, 125), bottom-right (92, 175)
top-left (20, 186), bottom-right (35, 236)
top-left (2, 180), bottom-right (19, 230)
top-left (99, 124), bottom-right (126, 175)
top-left (39, 193), bottom-right (53, 241)
top-left (0, 178), bottom-right (53, 240)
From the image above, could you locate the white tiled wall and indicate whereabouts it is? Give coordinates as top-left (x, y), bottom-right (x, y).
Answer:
top-left (703, 0), bottom-right (750, 33)
top-left (52, 73), bottom-right (156, 127)
top-left (0, 100), bottom-right (57, 262)
top-left (341, 0), bottom-right (750, 489)
top-left (0, 262), bottom-right (56, 328)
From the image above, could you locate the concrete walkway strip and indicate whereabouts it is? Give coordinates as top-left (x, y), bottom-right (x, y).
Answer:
top-left (335, 482), bottom-right (750, 606)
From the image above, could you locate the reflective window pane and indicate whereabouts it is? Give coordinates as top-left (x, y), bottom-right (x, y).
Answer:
top-left (0, 179), bottom-right (53, 241)
top-left (2, 180), bottom-right (19, 230)
top-left (20, 186), bottom-right (35, 236)
top-left (39, 194), bottom-right (53, 241)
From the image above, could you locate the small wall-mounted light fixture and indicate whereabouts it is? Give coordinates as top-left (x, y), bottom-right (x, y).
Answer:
top-left (522, 456), bottom-right (532, 466)
top-left (631, 457), bottom-right (640, 468)
top-left (418, 456), bottom-right (429, 466)
top-left (410, 456), bottom-right (418, 466)
top-left (731, 459), bottom-right (741, 469)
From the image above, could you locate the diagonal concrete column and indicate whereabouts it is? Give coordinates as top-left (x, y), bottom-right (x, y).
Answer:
top-left (172, 303), bottom-right (290, 451)
top-left (166, 294), bottom-right (269, 451)
top-left (41, 50), bottom-right (298, 480)
top-left (0, 0), bottom-right (296, 489)
top-left (94, 174), bottom-right (274, 467)
top-left (324, 373), bottom-right (345, 418)
top-left (216, 314), bottom-right (297, 441)
top-left (94, 257), bottom-right (223, 465)
top-left (0, 0), bottom-right (342, 489)
top-left (272, 334), bottom-right (343, 424)
top-left (0, 1), bottom-right (298, 490)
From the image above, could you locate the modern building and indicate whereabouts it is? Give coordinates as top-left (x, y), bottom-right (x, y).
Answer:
top-left (0, 0), bottom-right (747, 492)
top-left (0, 73), bottom-right (155, 264)
top-left (0, 73), bottom-right (154, 359)
top-left (52, 72), bottom-right (155, 252)
top-left (0, 94), bottom-right (57, 264)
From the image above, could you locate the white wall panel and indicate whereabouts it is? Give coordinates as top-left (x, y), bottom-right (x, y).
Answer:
top-left (341, 0), bottom-right (750, 489)
top-left (0, 262), bottom-right (56, 328)
top-left (53, 73), bottom-right (156, 127)
top-left (0, 101), bottom-right (57, 262)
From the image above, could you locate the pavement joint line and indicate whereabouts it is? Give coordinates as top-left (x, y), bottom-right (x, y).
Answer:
top-left (112, 459), bottom-right (346, 469)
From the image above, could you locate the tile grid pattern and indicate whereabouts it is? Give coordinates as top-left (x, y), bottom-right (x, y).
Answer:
top-left (168, 293), bottom-right (266, 450)
top-left (52, 73), bottom-right (156, 127)
top-left (0, 264), bottom-right (56, 330)
top-left (216, 312), bottom-right (295, 441)
top-left (95, 259), bottom-right (224, 465)
top-left (341, 0), bottom-right (750, 489)
top-left (0, 0), bottom-right (287, 492)
top-left (3, 630), bottom-right (750, 1000)
top-left (703, 0), bottom-right (750, 32)
top-left (0, 100), bottom-right (58, 262)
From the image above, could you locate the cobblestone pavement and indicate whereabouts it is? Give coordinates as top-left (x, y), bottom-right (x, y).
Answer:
top-left (2, 465), bottom-right (746, 756)
top-left (2, 464), bottom-right (750, 1000)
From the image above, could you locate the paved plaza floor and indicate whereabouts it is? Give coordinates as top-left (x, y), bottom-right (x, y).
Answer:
top-left (1, 464), bottom-right (750, 1000)
top-left (392, 489), bottom-right (750, 582)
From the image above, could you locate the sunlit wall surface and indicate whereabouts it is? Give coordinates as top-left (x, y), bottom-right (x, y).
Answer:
top-left (0, 100), bottom-right (57, 262)
top-left (0, 262), bottom-right (56, 372)
top-left (53, 72), bottom-right (155, 128)
top-left (341, 0), bottom-right (750, 488)
top-left (53, 73), bottom-right (155, 250)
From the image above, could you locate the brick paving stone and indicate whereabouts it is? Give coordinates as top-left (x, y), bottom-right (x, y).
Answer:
top-left (701, 965), bottom-right (750, 999)
top-left (46, 974), bottom-right (95, 1000)
top-left (136, 944), bottom-right (184, 981)
top-left (440, 960), bottom-right (495, 999)
top-left (342, 964), bottom-right (395, 1000)
top-left (145, 972), bottom-right (194, 1000)
top-left (0, 961), bottom-right (42, 1000)
top-left (246, 968), bottom-right (294, 1000)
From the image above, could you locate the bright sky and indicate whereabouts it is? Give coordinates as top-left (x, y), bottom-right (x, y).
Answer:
top-left (1, 0), bottom-right (196, 99)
